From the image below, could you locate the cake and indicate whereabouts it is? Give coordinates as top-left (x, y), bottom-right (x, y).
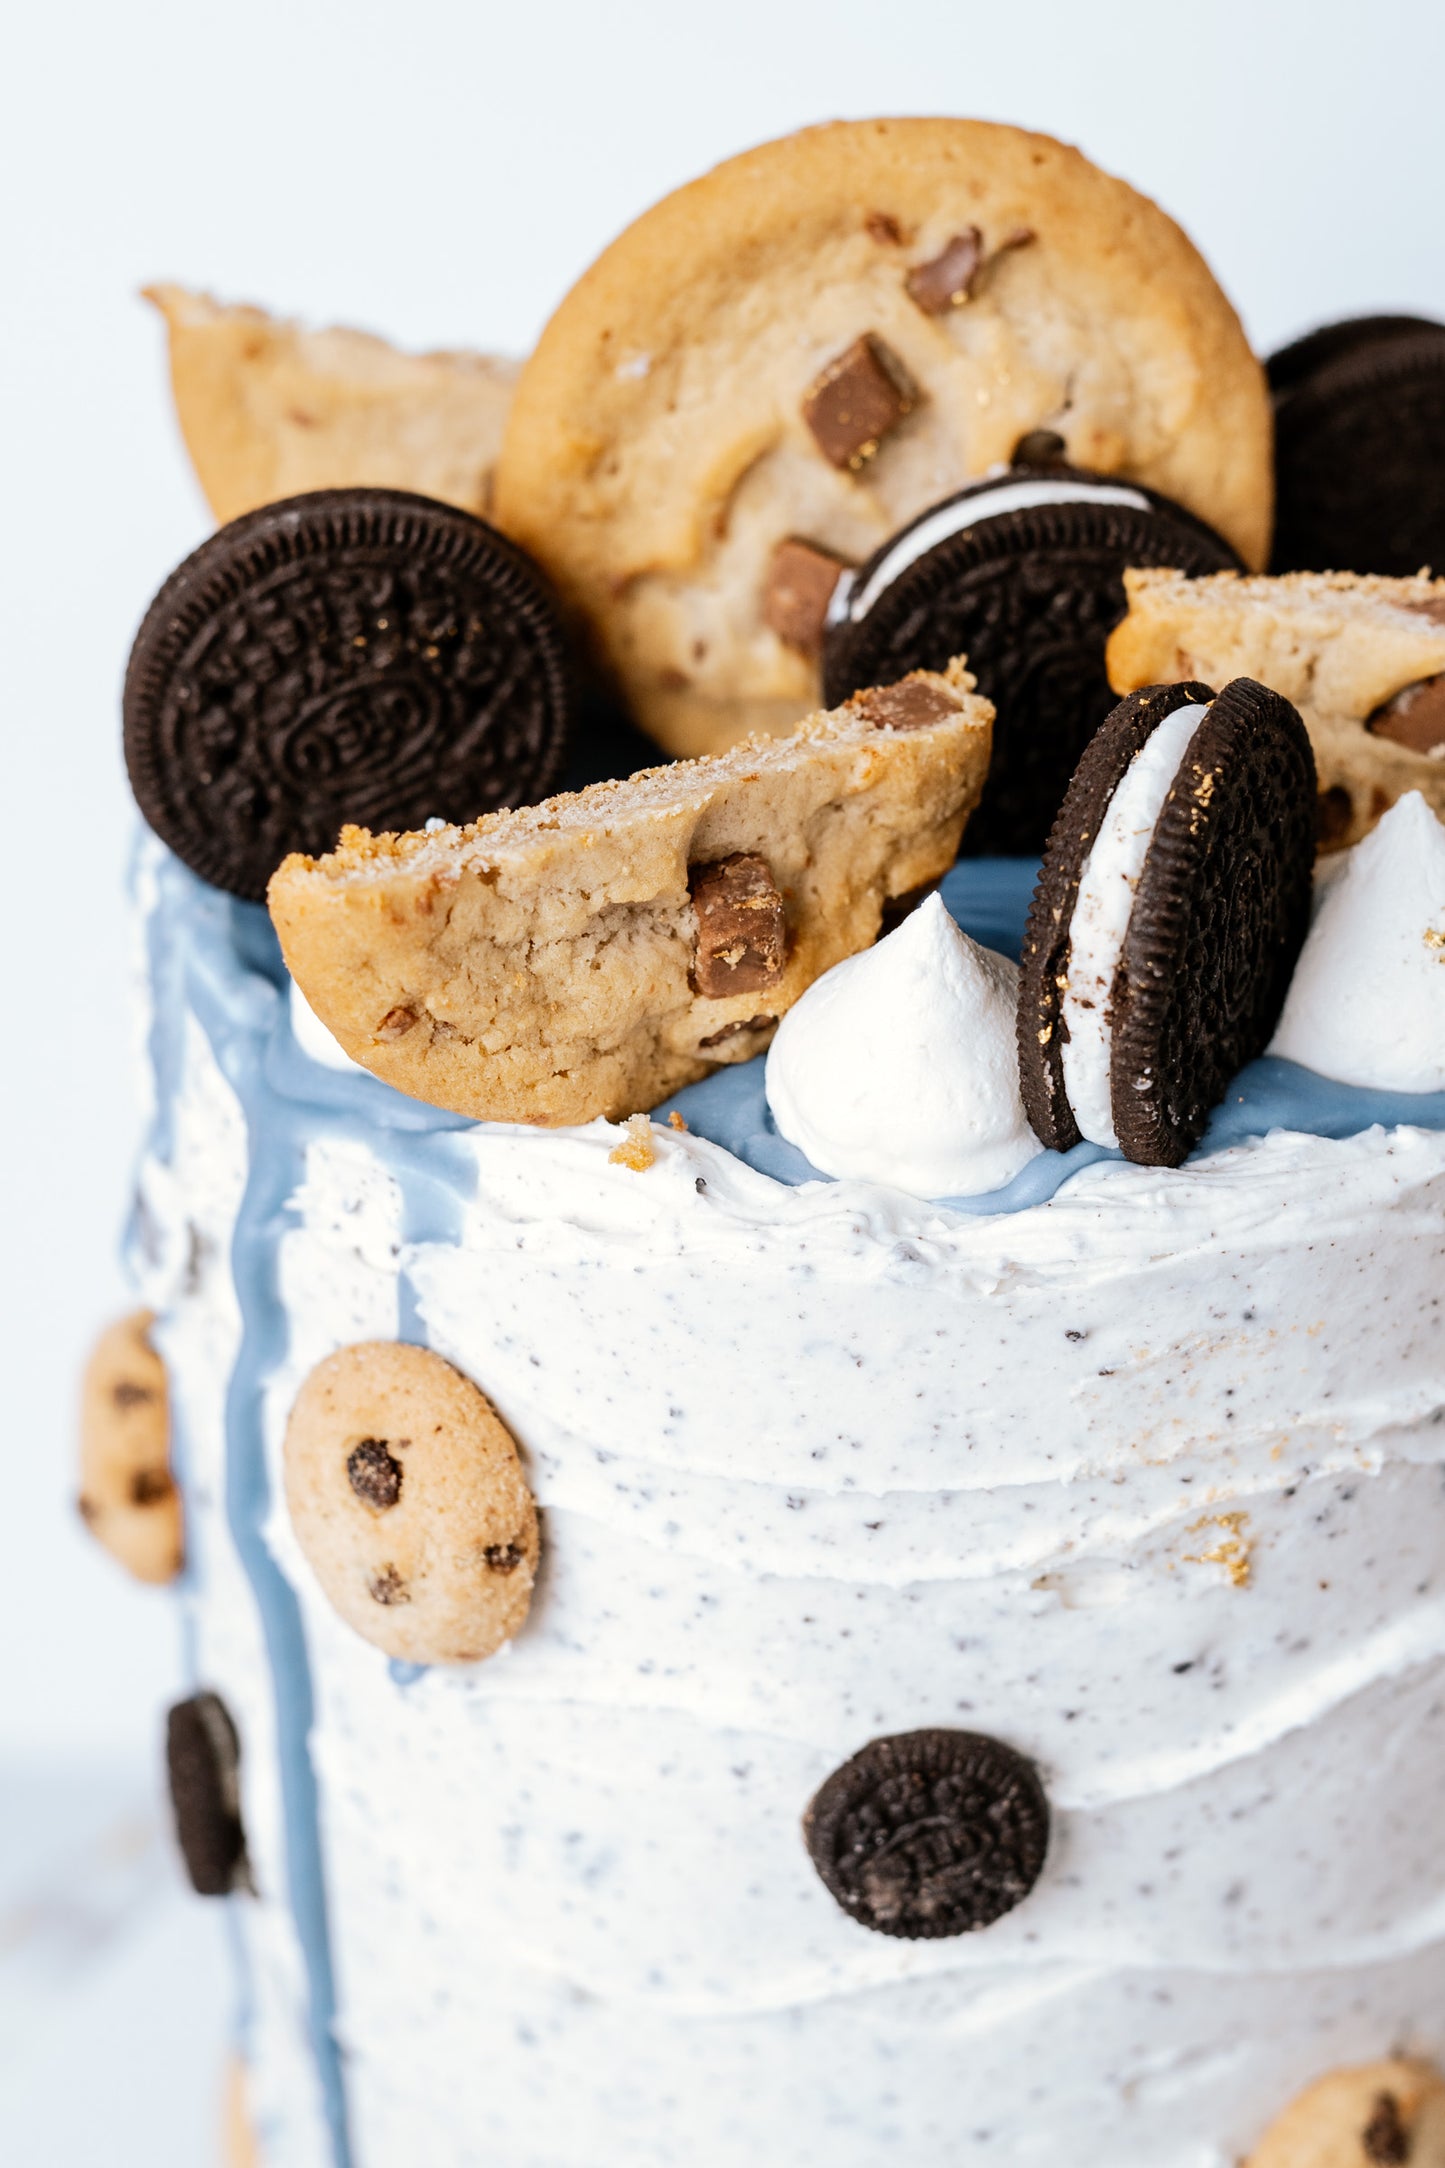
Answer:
top-left (83, 118), bottom-right (1445, 2168)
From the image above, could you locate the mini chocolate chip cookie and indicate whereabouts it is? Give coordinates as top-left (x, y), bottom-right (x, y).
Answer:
top-left (283, 1341), bottom-right (539, 1666)
top-left (1247, 2057), bottom-right (1445, 2166)
top-left (1107, 566), bottom-right (1445, 850)
top-left (78, 1310), bottom-right (183, 1586)
top-left (493, 116), bottom-right (1271, 758)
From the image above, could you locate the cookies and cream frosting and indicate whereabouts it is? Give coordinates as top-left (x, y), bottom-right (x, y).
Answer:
top-left (130, 831), bottom-right (1445, 2168)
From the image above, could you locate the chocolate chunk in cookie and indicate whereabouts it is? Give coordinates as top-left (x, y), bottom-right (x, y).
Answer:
top-left (124, 488), bottom-right (576, 901)
top-left (824, 470), bottom-right (1240, 853)
top-left (78, 1310), bottom-right (182, 1586)
top-left (284, 1341), bottom-right (539, 1666)
top-left (803, 1728), bottom-right (1050, 1939)
top-left (762, 538), bottom-right (852, 655)
top-left (269, 662), bottom-right (992, 1125)
top-left (1368, 672), bottom-right (1445, 755)
top-left (689, 855), bottom-right (787, 997)
top-left (1268, 315), bottom-right (1445, 577)
top-left (905, 228), bottom-right (983, 313)
top-left (1246, 2057), bottom-right (1445, 2167)
top-left (1017, 678), bottom-right (1316, 1166)
top-left (166, 1691), bottom-right (250, 1897)
top-left (802, 335), bottom-right (918, 471)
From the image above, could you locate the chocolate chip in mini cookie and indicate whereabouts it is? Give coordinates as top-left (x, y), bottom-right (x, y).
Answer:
top-left (1018, 678), bottom-right (1316, 1167)
top-left (824, 472), bottom-right (1241, 854)
top-left (802, 335), bottom-right (918, 471)
top-left (1368, 672), bottom-right (1445, 755)
top-left (1362, 2092), bottom-right (1411, 2166)
top-left (803, 1728), bottom-right (1049, 1939)
top-left (1011, 427), bottom-right (1068, 468)
top-left (850, 676), bottom-right (962, 733)
top-left (166, 1691), bottom-right (249, 1897)
top-left (124, 488), bottom-right (577, 901)
top-left (689, 854), bottom-right (787, 997)
top-left (762, 538), bottom-right (853, 655)
top-left (1268, 317), bottom-right (1445, 577)
top-left (346, 1437), bottom-right (404, 1512)
top-left (284, 1341), bottom-right (539, 1665)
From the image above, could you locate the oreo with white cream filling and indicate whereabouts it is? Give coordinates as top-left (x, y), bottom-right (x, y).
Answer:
top-left (821, 467), bottom-right (1241, 854)
top-left (1017, 678), bottom-right (1316, 1166)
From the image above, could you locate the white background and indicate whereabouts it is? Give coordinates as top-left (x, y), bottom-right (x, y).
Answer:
top-left (2, 0), bottom-right (1444, 2156)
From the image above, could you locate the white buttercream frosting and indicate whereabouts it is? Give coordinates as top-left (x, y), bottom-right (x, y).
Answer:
top-left (1271, 791), bottom-right (1445, 1091)
top-left (764, 894), bottom-right (1042, 1197)
top-left (1060, 703), bottom-right (1209, 1145)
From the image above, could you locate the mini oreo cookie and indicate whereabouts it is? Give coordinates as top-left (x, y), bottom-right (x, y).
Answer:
top-left (1269, 316), bottom-right (1445, 577)
top-left (821, 468), bottom-right (1240, 854)
top-left (124, 488), bottom-right (576, 901)
top-left (166, 1690), bottom-right (250, 1897)
top-left (802, 1727), bottom-right (1049, 1939)
top-left (1018, 678), bottom-right (1316, 1167)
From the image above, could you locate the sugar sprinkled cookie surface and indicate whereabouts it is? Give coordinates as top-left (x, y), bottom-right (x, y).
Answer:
top-left (493, 117), bottom-right (1272, 757)
top-left (269, 661), bottom-right (991, 1124)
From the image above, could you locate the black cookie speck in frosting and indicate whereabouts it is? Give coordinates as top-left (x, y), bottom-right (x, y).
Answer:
top-left (1017, 681), bottom-right (1216, 1155)
top-left (166, 1690), bottom-right (250, 1897)
top-left (821, 468), bottom-right (1240, 854)
top-left (803, 1728), bottom-right (1049, 1939)
top-left (124, 488), bottom-right (576, 901)
top-left (1019, 679), bottom-right (1317, 1168)
top-left (1268, 316), bottom-right (1445, 577)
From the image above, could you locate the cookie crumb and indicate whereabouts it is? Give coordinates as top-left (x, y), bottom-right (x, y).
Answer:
top-left (667, 1111), bottom-right (688, 1131)
top-left (610, 1114), bottom-right (656, 1170)
top-left (1185, 1511), bottom-right (1252, 1588)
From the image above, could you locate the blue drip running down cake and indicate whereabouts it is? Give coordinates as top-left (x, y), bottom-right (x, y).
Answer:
top-left (80, 116), bottom-right (1445, 2168)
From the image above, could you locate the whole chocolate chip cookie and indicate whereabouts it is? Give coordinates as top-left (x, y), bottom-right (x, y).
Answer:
top-left (493, 117), bottom-right (1272, 759)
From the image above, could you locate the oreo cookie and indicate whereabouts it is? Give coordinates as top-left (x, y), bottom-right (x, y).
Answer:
top-left (166, 1690), bottom-right (250, 1897)
top-left (124, 488), bottom-right (576, 901)
top-left (1268, 315), bottom-right (1445, 576)
top-left (1017, 678), bottom-right (1316, 1167)
top-left (802, 1728), bottom-right (1049, 1939)
top-left (821, 467), bottom-right (1240, 854)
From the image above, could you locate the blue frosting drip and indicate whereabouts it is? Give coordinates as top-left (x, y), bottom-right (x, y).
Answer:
top-left (660, 857), bottom-right (1445, 1209)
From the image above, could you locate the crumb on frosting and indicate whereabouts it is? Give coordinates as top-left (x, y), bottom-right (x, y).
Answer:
top-left (609, 1114), bottom-right (656, 1171)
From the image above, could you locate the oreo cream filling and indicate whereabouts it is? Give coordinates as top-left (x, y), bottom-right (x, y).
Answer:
top-left (836, 477), bottom-right (1154, 625)
top-left (1059, 702), bottom-right (1211, 1146)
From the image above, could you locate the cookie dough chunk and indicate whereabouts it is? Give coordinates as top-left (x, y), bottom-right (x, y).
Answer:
top-left (493, 117), bottom-right (1271, 757)
top-left (77, 1310), bottom-right (182, 1585)
top-left (269, 661), bottom-right (991, 1123)
top-left (1247, 2057), bottom-right (1445, 2166)
top-left (283, 1342), bottom-right (539, 1666)
top-left (146, 286), bottom-right (518, 525)
top-left (1107, 567), bottom-right (1445, 848)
